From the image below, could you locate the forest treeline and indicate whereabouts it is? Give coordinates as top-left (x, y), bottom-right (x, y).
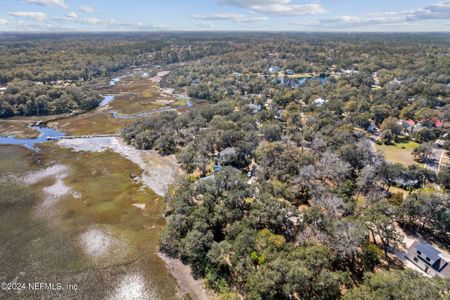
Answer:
top-left (0, 33), bottom-right (238, 117)
top-left (0, 80), bottom-right (100, 117)
top-left (121, 33), bottom-right (450, 299)
top-left (0, 33), bottom-right (239, 84)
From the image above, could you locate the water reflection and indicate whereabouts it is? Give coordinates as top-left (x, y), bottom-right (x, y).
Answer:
top-left (99, 95), bottom-right (116, 107)
top-left (0, 126), bottom-right (65, 149)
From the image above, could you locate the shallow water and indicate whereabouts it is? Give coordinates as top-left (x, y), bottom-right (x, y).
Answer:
top-left (99, 95), bottom-right (116, 107)
top-left (109, 74), bottom-right (131, 86)
top-left (109, 76), bottom-right (122, 86)
top-left (0, 126), bottom-right (65, 149)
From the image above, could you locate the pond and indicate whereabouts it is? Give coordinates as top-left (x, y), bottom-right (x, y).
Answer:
top-left (0, 126), bottom-right (65, 149)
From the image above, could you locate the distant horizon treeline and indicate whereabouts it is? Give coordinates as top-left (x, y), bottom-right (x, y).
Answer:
top-left (0, 34), bottom-right (238, 85)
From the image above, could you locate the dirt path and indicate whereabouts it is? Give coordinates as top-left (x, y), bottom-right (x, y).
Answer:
top-left (159, 253), bottom-right (211, 300)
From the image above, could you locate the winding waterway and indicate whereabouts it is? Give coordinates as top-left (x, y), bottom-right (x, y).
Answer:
top-left (0, 126), bottom-right (65, 149)
top-left (0, 72), bottom-right (202, 300)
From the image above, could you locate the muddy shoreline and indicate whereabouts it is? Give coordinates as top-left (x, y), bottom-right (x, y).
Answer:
top-left (158, 253), bottom-right (211, 300)
top-left (0, 66), bottom-right (209, 299)
top-left (56, 137), bottom-right (211, 299)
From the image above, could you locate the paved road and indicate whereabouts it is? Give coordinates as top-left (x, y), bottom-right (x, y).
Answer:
top-left (427, 143), bottom-right (445, 174)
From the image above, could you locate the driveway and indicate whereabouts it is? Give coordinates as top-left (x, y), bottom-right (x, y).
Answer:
top-left (392, 226), bottom-right (432, 278)
top-left (426, 143), bottom-right (445, 174)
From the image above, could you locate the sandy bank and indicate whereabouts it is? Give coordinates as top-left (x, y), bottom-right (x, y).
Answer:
top-left (150, 71), bottom-right (171, 83)
top-left (57, 137), bottom-right (182, 196)
top-left (22, 164), bottom-right (69, 185)
top-left (158, 253), bottom-right (211, 300)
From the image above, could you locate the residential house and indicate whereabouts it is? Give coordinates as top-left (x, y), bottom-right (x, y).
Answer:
top-left (413, 118), bottom-right (444, 132)
top-left (401, 119), bottom-right (416, 134)
top-left (313, 98), bottom-right (327, 107)
top-left (412, 122), bottom-right (426, 133)
top-left (246, 103), bottom-right (262, 114)
top-left (340, 68), bottom-right (359, 74)
top-left (431, 118), bottom-right (444, 128)
top-left (406, 240), bottom-right (450, 278)
top-left (271, 77), bottom-right (286, 85)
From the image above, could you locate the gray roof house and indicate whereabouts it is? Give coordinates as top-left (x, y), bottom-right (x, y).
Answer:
top-left (406, 240), bottom-right (450, 278)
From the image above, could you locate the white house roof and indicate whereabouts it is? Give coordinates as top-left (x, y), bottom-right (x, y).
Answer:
top-left (313, 98), bottom-right (327, 106)
top-left (415, 242), bottom-right (442, 265)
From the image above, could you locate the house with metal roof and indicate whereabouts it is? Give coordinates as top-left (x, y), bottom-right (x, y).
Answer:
top-left (406, 240), bottom-right (450, 278)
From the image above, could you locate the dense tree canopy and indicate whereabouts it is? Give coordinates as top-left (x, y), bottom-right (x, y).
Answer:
top-left (0, 80), bottom-right (100, 117)
top-left (119, 32), bottom-right (450, 299)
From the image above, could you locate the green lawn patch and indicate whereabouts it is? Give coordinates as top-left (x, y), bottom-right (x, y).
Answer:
top-left (375, 140), bottom-right (421, 167)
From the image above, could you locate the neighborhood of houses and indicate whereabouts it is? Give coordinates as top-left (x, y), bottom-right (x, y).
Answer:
top-left (210, 143), bottom-right (450, 279)
top-left (231, 67), bottom-right (450, 281)
top-left (367, 118), bottom-right (445, 136)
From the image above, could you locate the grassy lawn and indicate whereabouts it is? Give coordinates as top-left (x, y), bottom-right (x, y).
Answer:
top-left (170, 98), bottom-right (187, 107)
top-left (389, 186), bottom-right (408, 196)
top-left (375, 140), bottom-right (422, 167)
